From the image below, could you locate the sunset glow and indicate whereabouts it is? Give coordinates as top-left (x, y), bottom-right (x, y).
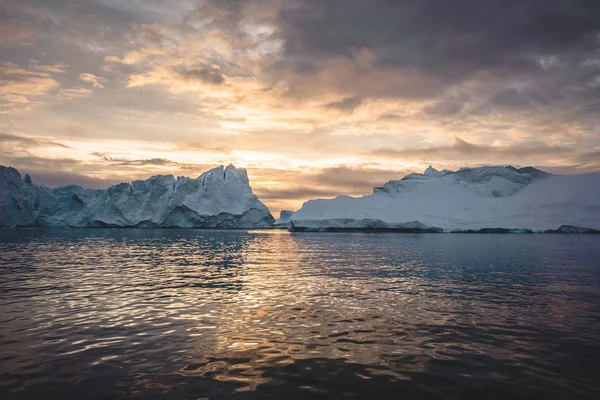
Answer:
top-left (2, 0), bottom-right (600, 214)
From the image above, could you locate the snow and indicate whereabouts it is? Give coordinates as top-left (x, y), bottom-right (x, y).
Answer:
top-left (423, 166), bottom-right (452, 177)
top-left (274, 209), bottom-right (295, 228)
top-left (3, 163), bottom-right (599, 232)
top-left (423, 165), bottom-right (450, 177)
top-left (0, 165), bottom-right (275, 228)
top-left (291, 166), bottom-right (600, 232)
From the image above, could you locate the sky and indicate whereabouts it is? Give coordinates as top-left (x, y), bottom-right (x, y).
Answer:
top-left (1, 0), bottom-right (600, 215)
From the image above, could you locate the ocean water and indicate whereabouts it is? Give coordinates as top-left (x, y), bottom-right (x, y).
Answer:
top-left (1, 229), bottom-right (599, 399)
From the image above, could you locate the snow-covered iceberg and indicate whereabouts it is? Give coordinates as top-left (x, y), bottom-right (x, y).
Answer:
top-left (290, 166), bottom-right (600, 233)
top-left (0, 165), bottom-right (275, 228)
top-left (274, 210), bottom-right (295, 229)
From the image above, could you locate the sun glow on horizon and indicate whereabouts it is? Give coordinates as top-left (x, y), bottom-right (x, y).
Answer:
top-left (2, 0), bottom-right (600, 214)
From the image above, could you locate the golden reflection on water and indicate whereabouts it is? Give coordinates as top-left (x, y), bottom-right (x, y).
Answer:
top-left (1, 230), bottom-right (600, 398)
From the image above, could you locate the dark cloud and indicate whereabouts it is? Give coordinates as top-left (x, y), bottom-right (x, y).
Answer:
top-left (98, 156), bottom-right (176, 167)
top-left (189, 0), bottom-right (600, 125)
top-left (377, 112), bottom-right (400, 120)
top-left (277, 0), bottom-right (600, 78)
top-left (487, 88), bottom-right (535, 110)
top-left (0, 132), bottom-right (70, 148)
top-left (89, 154), bottom-right (219, 176)
top-left (323, 96), bottom-right (363, 113)
top-left (1, 155), bottom-right (82, 170)
top-left (483, 86), bottom-right (561, 113)
top-left (423, 98), bottom-right (464, 116)
top-left (172, 63), bottom-right (226, 85)
top-left (4, 0), bottom-right (599, 120)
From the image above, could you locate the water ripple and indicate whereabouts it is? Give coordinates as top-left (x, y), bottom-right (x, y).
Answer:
top-left (1, 229), bottom-right (600, 399)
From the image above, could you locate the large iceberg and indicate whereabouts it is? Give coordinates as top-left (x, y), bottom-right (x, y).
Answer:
top-left (290, 166), bottom-right (600, 233)
top-left (0, 165), bottom-right (275, 228)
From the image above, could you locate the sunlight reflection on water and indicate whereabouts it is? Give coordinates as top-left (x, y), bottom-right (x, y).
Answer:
top-left (1, 229), bottom-right (600, 399)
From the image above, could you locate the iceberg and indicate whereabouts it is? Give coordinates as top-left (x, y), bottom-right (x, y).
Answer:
top-left (290, 166), bottom-right (600, 233)
top-left (423, 165), bottom-right (451, 177)
top-left (274, 210), bottom-right (295, 229)
top-left (0, 165), bottom-right (275, 228)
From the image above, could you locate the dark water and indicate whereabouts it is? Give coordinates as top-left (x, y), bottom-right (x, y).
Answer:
top-left (1, 230), bottom-right (600, 399)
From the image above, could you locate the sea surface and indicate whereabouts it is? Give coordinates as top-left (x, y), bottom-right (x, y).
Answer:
top-left (1, 229), bottom-right (600, 399)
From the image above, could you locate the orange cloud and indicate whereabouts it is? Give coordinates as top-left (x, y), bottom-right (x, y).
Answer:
top-left (0, 62), bottom-right (66, 113)
top-left (79, 73), bottom-right (106, 88)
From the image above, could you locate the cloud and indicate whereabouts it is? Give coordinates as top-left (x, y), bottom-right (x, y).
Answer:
top-left (56, 87), bottom-right (94, 99)
top-left (276, 0), bottom-right (600, 79)
top-left (79, 73), bottom-right (106, 88)
top-left (0, 152), bottom-right (216, 191)
top-left (262, 0), bottom-right (600, 127)
top-left (127, 62), bottom-right (230, 91)
top-left (254, 186), bottom-right (341, 201)
top-left (98, 156), bottom-right (176, 167)
top-left (0, 19), bottom-right (35, 47)
top-left (372, 137), bottom-right (576, 162)
top-left (0, 132), bottom-right (70, 148)
top-left (173, 142), bottom-right (233, 154)
top-left (91, 153), bottom-right (217, 173)
top-left (251, 165), bottom-right (411, 213)
top-left (323, 96), bottom-right (363, 113)
top-left (310, 166), bottom-right (408, 191)
top-left (23, 170), bottom-right (123, 189)
top-left (377, 112), bottom-right (403, 121)
top-left (1, 155), bottom-right (83, 171)
top-left (104, 51), bottom-right (142, 65)
top-left (0, 61), bottom-right (65, 112)
top-left (172, 63), bottom-right (226, 85)
top-left (0, 0), bottom-right (599, 213)
top-left (423, 98), bottom-right (465, 116)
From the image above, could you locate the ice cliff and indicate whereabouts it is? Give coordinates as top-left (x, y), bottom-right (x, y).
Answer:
top-left (290, 166), bottom-right (600, 233)
top-left (0, 165), bottom-right (275, 228)
top-left (274, 210), bottom-right (295, 228)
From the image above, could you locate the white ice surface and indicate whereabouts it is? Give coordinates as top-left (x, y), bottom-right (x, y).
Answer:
top-left (274, 209), bottom-right (295, 228)
top-left (291, 166), bottom-right (600, 232)
top-left (0, 165), bottom-right (274, 228)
